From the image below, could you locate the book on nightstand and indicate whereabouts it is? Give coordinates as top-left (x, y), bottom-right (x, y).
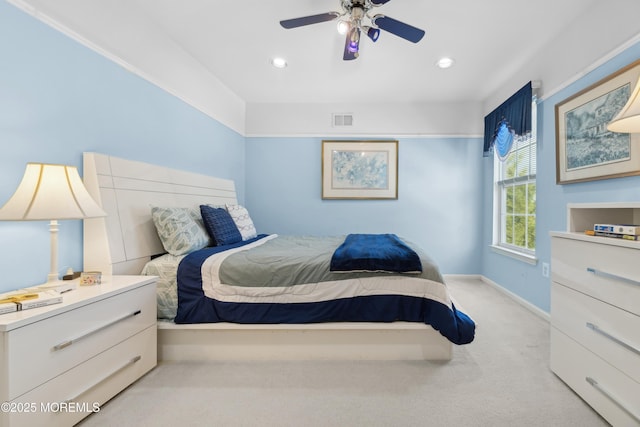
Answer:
top-left (16, 290), bottom-right (62, 310)
top-left (0, 301), bottom-right (17, 315)
top-left (0, 289), bottom-right (63, 312)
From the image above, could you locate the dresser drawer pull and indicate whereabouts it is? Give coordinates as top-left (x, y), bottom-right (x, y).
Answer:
top-left (586, 267), bottom-right (640, 287)
top-left (586, 377), bottom-right (640, 423)
top-left (586, 322), bottom-right (640, 356)
top-left (53, 310), bottom-right (142, 351)
top-left (63, 355), bottom-right (142, 404)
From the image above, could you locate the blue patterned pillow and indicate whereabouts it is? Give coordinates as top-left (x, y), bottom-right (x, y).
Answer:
top-left (200, 205), bottom-right (242, 246)
top-left (151, 206), bottom-right (209, 255)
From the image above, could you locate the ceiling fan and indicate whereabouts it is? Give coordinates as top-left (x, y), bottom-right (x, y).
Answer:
top-left (280, 0), bottom-right (426, 61)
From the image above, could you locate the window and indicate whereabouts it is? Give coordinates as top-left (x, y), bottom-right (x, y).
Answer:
top-left (493, 99), bottom-right (537, 259)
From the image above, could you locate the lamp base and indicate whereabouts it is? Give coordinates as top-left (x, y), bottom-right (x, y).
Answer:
top-left (48, 220), bottom-right (60, 284)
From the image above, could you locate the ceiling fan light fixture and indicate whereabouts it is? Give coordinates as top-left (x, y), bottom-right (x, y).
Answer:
top-left (347, 27), bottom-right (360, 53)
top-left (436, 57), bottom-right (455, 69)
top-left (348, 39), bottom-right (359, 53)
top-left (337, 19), bottom-right (350, 34)
top-left (365, 26), bottom-right (380, 42)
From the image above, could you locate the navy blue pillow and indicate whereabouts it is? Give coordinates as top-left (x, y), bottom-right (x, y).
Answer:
top-left (200, 205), bottom-right (242, 246)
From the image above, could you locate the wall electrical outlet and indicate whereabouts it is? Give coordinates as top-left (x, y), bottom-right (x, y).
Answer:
top-left (542, 262), bottom-right (550, 278)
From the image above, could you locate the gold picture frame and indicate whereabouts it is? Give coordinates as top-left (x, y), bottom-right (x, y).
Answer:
top-left (321, 140), bottom-right (398, 199)
top-left (555, 59), bottom-right (640, 184)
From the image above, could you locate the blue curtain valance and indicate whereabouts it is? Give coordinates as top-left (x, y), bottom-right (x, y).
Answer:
top-left (483, 81), bottom-right (532, 157)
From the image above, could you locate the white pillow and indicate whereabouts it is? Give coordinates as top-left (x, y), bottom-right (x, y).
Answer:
top-left (225, 204), bottom-right (257, 240)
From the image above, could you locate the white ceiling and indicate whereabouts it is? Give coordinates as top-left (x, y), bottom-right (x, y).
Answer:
top-left (11, 0), bottom-right (601, 108)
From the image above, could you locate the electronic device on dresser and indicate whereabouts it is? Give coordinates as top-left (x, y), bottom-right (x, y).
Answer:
top-left (550, 202), bottom-right (640, 426)
top-left (0, 275), bottom-right (157, 427)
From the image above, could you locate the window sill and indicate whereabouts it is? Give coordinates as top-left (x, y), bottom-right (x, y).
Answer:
top-left (490, 245), bottom-right (538, 265)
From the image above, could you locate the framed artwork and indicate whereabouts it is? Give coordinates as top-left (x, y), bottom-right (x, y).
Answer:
top-left (321, 140), bottom-right (398, 199)
top-left (555, 59), bottom-right (640, 184)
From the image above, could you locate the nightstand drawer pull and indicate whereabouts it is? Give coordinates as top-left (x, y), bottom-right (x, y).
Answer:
top-left (586, 267), bottom-right (640, 287)
top-left (53, 310), bottom-right (142, 351)
top-left (63, 355), bottom-right (142, 404)
top-left (586, 322), bottom-right (640, 356)
top-left (586, 377), bottom-right (640, 423)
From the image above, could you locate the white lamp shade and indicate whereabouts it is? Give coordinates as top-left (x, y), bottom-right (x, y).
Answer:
top-left (607, 76), bottom-right (640, 133)
top-left (0, 163), bottom-right (106, 221)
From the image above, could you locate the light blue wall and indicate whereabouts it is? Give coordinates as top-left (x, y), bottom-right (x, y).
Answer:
top-left (0, 3), bottom-right (245, 292)
top-left (4, 0), bottom-right (640, 314)
top-left (481, 41), bottom-right (640, 313)
top-left (245, 137), bottom-right (484, 274)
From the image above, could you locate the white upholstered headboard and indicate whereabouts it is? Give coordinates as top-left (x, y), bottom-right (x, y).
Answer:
top-left (82, 152), bottom-right (238, 275)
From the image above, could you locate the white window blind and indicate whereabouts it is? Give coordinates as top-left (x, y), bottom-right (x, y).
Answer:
top-left (494, 99), bottom-right (537, 254)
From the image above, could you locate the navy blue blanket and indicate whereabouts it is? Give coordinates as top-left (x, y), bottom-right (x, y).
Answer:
top-left (330, 234), bottom-right (422, 273)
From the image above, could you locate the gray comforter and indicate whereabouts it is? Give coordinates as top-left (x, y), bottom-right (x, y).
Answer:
top-left (217, 235), bottom-right (444, 287)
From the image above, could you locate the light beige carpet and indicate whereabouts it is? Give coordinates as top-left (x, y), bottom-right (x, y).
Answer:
top-left (79, 277), bottom-right (607, 427)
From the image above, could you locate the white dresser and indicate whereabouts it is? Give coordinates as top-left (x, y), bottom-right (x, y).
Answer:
top-left (550, 203), bottom-right (640, 426)
top-left (0, 275), bottom-right (157, 427)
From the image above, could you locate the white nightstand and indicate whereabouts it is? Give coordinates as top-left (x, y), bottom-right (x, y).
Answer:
top-left (0, 275), bottom-right (157, 427)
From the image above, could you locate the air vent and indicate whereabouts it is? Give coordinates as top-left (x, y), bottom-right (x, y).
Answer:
top-left (332, 113), bottom-right (354, 127)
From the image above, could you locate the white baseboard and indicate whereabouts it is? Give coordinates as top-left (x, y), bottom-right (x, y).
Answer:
top-left (480, 276), bottom-right (550, 322)
top-left (443, 274), bottom-right (482, 281)
top-left (444, 274), bottom-right (550, 322)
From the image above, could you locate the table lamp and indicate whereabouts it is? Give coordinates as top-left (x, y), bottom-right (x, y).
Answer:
top-left (608, 76), bottom-right (640, 133)
top-left (0, 163), bottom-right (106, 283)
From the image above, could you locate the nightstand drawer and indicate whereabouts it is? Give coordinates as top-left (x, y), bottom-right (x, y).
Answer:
top-left (5, 284), bottom-right (155, 400)
top-left (551, 282), bottom-right (640, 383)
top-left (551, 328), bottom-right (640, 426)
top-left (4, 325), bottom-right (156, 427)
top-left (551, 237), bottom-right (640, 314)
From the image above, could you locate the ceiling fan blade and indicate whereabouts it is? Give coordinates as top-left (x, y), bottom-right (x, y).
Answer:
top-left (280, 12), bottom-right (340, 29)
top-left (372, 15), bottom-right (425, 43)
top-left (343, 28), bottom-right (360, 61)
top-left (370, 0), bottom-right (392, 4)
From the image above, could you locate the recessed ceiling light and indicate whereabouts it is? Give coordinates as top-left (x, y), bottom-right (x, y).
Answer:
top-left (271, 57), bottom-right (287, 68)
top-left (436, 57), bottom-right (455, 69)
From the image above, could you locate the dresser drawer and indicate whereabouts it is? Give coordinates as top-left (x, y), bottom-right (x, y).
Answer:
top-left (5, 283), bottom-right (155, 400)
top-left (551, 282), bottom-right (640, 383)
top-left (551, 328), bottom-right (640, 426)
top-left (551, 237), bottom-right (640, 315)
top-left (3, 325), bottom-right (156, 427)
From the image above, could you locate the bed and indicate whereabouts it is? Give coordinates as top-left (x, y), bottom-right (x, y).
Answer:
top-left (82, 152), bottom-right (474, 361)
